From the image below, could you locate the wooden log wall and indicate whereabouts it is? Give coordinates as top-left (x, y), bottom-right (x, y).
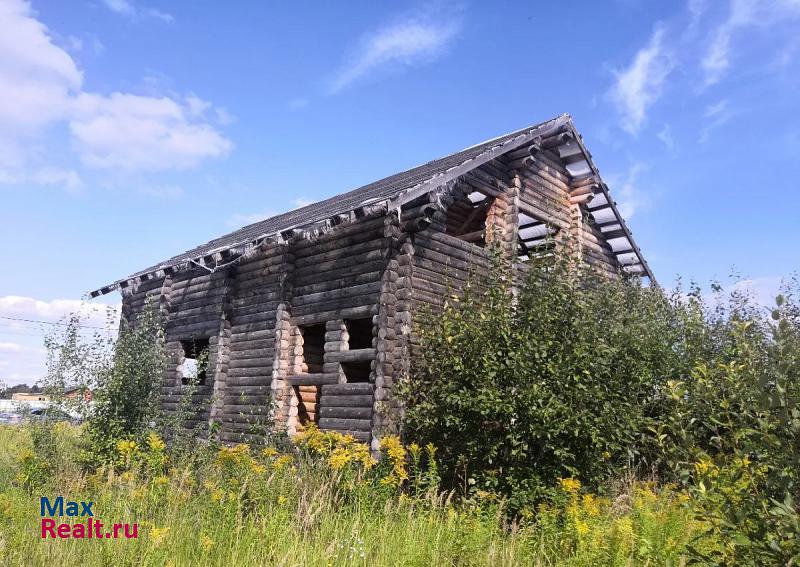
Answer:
top-left (118, 136), bottom-right (628, 447)
top-left (221, 244), bottom-right (286, 444)
top-left (318, 383), bottom-right (374, 442)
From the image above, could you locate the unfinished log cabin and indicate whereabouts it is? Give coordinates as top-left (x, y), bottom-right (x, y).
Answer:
top-left (91, 114), bottom-right (653, 451)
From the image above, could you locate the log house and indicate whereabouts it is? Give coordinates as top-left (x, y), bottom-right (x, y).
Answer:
top-left (90, 114), bottom-right (654, 451)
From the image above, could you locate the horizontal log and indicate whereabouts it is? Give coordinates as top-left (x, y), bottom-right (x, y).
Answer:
top-left (292, 216), bottom-right (385, 250)
top-left (319, 406), bottom-right (372, 420)
top-left (318, 417), bottom-right (372, 432)
top-left (321, 383), bottom-right (374, 395)
top-left (292, 281), bottom-right (382, 307)
top-left (292, 304), bottom-right (378, 326)
top-left (294, 248), bottom-right (388, 277)
top-left (318, 394), bottom-right (373, 408)
top-left (291, 294), bottom-right (378, 317)
top-left (325, 348), bottom-right (375, 363)
top-left (285, 373), bottom-right (340, 386)
top-left (295, 238), bottom-right (383, 268)
top-left (293, 271), bottom-right (382, 297)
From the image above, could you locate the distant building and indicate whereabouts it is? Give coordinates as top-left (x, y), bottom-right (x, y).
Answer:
top-left (64, 387), bottom-right (93, 402)
top-left (11, 392), bottom-right (49, 402)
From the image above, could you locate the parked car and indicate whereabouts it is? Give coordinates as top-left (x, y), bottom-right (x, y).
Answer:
top-left (28, 407), bottom-right (82, 424)
top-left (0, 412), bottom-right (23, 425)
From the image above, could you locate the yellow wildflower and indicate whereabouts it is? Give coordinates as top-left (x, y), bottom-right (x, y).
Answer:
top-left (153, 476), bottom-right (169, 487)
top-left (150, 526), bottom-right (170, 546)
top-left (116, 439), bottom-right (138, 457)
top-left (278, 495), bottom-right (288, 506)
top-left (146, 432), bottom-right (166, 452)
top-left (201, 535), bottom-right (214, 552)
top-left (558, 477), bottom-right (581, 494)
top-left (582, 493), bottom-right (600, 517)
top-left (380, 436), bottom-right (408, 486)
top-left (261, 447), bottom-right (278, 458)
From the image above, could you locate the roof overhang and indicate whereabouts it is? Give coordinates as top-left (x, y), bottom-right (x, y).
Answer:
top-left (89, 114), bottom-right (653, 296)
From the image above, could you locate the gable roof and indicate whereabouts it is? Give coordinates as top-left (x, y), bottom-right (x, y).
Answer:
top-left (90, 114), bottom-right (652, 297)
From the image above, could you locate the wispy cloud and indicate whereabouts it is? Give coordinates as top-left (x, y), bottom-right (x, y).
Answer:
top-left (102, 0), bottom-right (173, 22)
top-left (687, 0), bottom-right (708, 29)
top-left (605, 161), bottom-right (649, 220)
top-left (698, 99), bottom-right (731, 142)
top-left (608, 25), bottom-right (674, 134)
top-left (701, 0), bottom-right (800, 86)
top-left (657, 124), bottom-right (675, 150)
top-left (701, 0), bottom-right (758, 86)
top-left (329, 4), bottom-right (463, 94)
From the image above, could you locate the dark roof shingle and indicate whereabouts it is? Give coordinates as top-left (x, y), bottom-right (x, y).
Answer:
top-left (126, 115), bottom-right (568, 280)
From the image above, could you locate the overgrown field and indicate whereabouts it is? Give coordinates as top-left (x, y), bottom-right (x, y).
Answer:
top-left (1, 423), bottom-right (710, 566)
top-left (3, 253), bottom-right (797, 565)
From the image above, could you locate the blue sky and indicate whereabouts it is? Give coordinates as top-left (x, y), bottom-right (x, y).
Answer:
top-left (1, 0), bottom-right (799, 385)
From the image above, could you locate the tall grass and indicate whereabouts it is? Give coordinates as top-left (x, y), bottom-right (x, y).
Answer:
top-left (0, 424), bottom-right (712, 566)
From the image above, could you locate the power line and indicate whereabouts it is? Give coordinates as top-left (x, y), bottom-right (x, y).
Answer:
top-left (0, 315), bottom-right (115, 331)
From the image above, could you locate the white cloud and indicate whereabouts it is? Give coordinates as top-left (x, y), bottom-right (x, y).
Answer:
top-left (605, 162), bottom-right (649, 220)
top-left (0, 0), bottom-right (81, 166)
top-left (293, 197), bottom-right (313, 208)
top-left (102, 0), bottom-right (174, 22)
top-left (0, 295), bottom-right (120, 386)
top-left (0, 0), bottom-right (228, 183)
top-left (0, 167), bottom-right (83, 192)
top-left (608, 25), bottom-right (674, 134)
top-left (0, 295), bottom-right (120, 327)
top-left (329, 5), bottom-right (462, 93)
top-left (70, 92), bottom-right (232, 170)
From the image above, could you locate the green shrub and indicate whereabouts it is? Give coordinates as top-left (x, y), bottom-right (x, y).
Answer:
top-left (403, 254), bottom-right (799, 563)
top-left (403, 255), bottom-right (702, 507)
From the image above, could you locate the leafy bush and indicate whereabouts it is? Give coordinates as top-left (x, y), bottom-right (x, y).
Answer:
top-left (403, 255), bottom-right (799, 563)
top-left (43, 302), bottom-right (168, 464)
top-left (403, 256), bottom-right (699, 506)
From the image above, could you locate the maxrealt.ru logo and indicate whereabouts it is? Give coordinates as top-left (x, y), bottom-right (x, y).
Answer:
top-left (40, 496), bottom-right (138, 540)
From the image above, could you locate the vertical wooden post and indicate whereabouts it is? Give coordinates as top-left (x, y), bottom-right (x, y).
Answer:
top-left (270, 242), bottom-right (297, 435)
top-left (209, 275), bottom-right (232, 428)
top-left (372, 211), bottom-right (402, 454)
